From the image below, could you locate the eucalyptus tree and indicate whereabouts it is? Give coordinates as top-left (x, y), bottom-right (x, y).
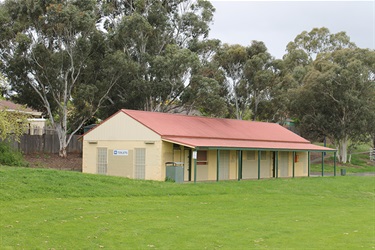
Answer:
top-left (182, 39), bottom-right (229, 117)
top-left (290, 48), bottom-right (375, 163)
top-left (214, 44), bottom-right (248, 119)
top-left (0, 73), bottom-right (8, 97)
top-left (282, 27), bottom-right (356, 88)
top-left (243, 41), bottom-right (275, 121)
top-left (276, 27), bottom-right (358, 123)
top-left (279, 27), bottom-right (375, 162)
top-left (286, 27), bottom-right (356, 61)
top-left (0, 0), bottom-right (126, 157)
top-left (100, 0), bottom-right (215, 114)
top-left (214, 41), bottom-right (277, 120)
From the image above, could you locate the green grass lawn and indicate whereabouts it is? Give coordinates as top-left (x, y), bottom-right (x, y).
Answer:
top-left (1, 166), bottom-right (374, 249)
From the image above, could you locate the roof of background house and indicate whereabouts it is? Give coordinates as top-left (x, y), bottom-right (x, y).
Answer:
top-left (0, 100), bottom-right (42, 117)
top-left (85, 109), bottom-right (335, 152)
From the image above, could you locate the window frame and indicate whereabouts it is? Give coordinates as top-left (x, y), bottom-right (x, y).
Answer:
top-left (197, 150), bottom-right (208, 165)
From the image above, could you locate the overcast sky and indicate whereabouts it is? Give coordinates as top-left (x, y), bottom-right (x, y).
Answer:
top-left (208, 1), bottom-right (375, 59)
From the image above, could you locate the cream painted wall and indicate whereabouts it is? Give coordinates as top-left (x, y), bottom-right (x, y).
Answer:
top-left (82, 140), bottom-right (163, 180)
top-left (28, 119), bottom-right (46, 135)
top-left (281, 151), bottom-right (308, 177)
top-left (242, 151), bottom-right (256, 179)
top-left (206, 150), bottom-right (217, 181)
top-left (162, 141), bottom-right (177, 181)
top-left (268, 151), bottom-right (308, 178)
top-left (83, 112), bottom-right (163, 180)
top-left (242, 151), bottom-right (306, 179)
top-left (84, 112), bottom-right (161, 141)
top-left (207, 150), bottom-right (241, 181)
top-left (294, 151), bottom-right (308, 177)
top-left (183, 149), bottom-right (308, 181)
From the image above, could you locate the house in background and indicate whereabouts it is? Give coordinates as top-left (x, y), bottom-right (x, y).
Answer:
top-left (0, 100), bottom-right (47, 135)
top-left (82, 109), bottom-right (335, 182)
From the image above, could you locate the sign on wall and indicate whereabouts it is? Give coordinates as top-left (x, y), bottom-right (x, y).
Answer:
top-left (113, 149), bottom-right (129, 156)
top-left (192, 151), bottom-right (197, 159)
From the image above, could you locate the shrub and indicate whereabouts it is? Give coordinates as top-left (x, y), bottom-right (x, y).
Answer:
top-left (0, 142), bottom-right (28, 167)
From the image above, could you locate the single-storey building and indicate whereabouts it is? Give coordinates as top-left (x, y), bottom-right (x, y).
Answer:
top-left (0, 100), bottom-right (47, 135)
top-left (82, 109), bottom-right (335, 182)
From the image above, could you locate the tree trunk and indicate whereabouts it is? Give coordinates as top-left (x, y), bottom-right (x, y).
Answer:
top-left (338, 136), bottom-right (349, 163)
top-left (56, 124), bottom-right (68, 158)
top-left (59, 147), bottom-right (67, 158)
top-left (233, 88), bottom-right (241, 120)
top-left (253, 95), bottom-right (260, 121)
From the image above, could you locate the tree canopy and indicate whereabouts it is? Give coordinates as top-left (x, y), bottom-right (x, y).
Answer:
top-left (0, 0), bottom-right (126, 157)
top-left (100, 0), bottom-right (215, 114)
top-left (0, 0), bottom-right (216, 157)
top-left (0, 108), bottom-right (29, 142)
top-left (0, 0), bottom-right (373, 164)
top-left (289, 48), bottom-right (375, 162)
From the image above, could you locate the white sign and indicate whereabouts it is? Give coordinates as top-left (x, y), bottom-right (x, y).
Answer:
top-left (192, 151), bottom-right (197, 159)
top-left (113, 149), bottom-right (128, 156)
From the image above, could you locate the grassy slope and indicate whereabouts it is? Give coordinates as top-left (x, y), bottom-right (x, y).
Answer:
top-left (1, 166), bottom-right (374, 249)
top-left (311, 154), bottom-right (375, 174)
top-left (311, 143), bottom-right (375, 174)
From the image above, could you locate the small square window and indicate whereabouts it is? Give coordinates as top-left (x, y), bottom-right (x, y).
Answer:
top-left (197, 151), bottom-right (208, 165)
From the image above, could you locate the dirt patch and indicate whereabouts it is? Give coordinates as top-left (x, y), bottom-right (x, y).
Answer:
top-left (23, 153), bottom-right (82, 171)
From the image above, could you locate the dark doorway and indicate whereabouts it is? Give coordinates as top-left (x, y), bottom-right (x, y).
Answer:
top-left (272, 152), bottom-right (276, 177)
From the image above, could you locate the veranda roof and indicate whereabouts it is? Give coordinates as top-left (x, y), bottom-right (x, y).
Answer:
top-left (122, 109), bottom-right (334, 152)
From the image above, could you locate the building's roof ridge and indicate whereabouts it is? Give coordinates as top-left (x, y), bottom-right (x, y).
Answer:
top-left (121, 109), bottom-right (272, 125)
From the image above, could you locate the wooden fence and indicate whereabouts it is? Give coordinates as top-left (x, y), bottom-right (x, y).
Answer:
top-left (6, 134), bottom-right (82, 154)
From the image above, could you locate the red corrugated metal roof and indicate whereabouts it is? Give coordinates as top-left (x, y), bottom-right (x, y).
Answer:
top-left (122, 109), bottom-right (335, 151)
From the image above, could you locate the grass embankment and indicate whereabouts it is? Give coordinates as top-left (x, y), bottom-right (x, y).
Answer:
top-left (1, 166), bottom-right (374, 249)
top-left (311, 143), bottom-right (375, 174)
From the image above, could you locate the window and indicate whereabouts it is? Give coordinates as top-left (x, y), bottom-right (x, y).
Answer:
top-left (97, 147), bottom-right (107, 174)
top-left (197, 151), bottom-right (208, 165)
top-left (246, 151), bottom-right (256, 160)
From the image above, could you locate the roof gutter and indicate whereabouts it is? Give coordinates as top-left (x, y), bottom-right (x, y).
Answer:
top-left (194, 146), bottom-right (336, 152)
